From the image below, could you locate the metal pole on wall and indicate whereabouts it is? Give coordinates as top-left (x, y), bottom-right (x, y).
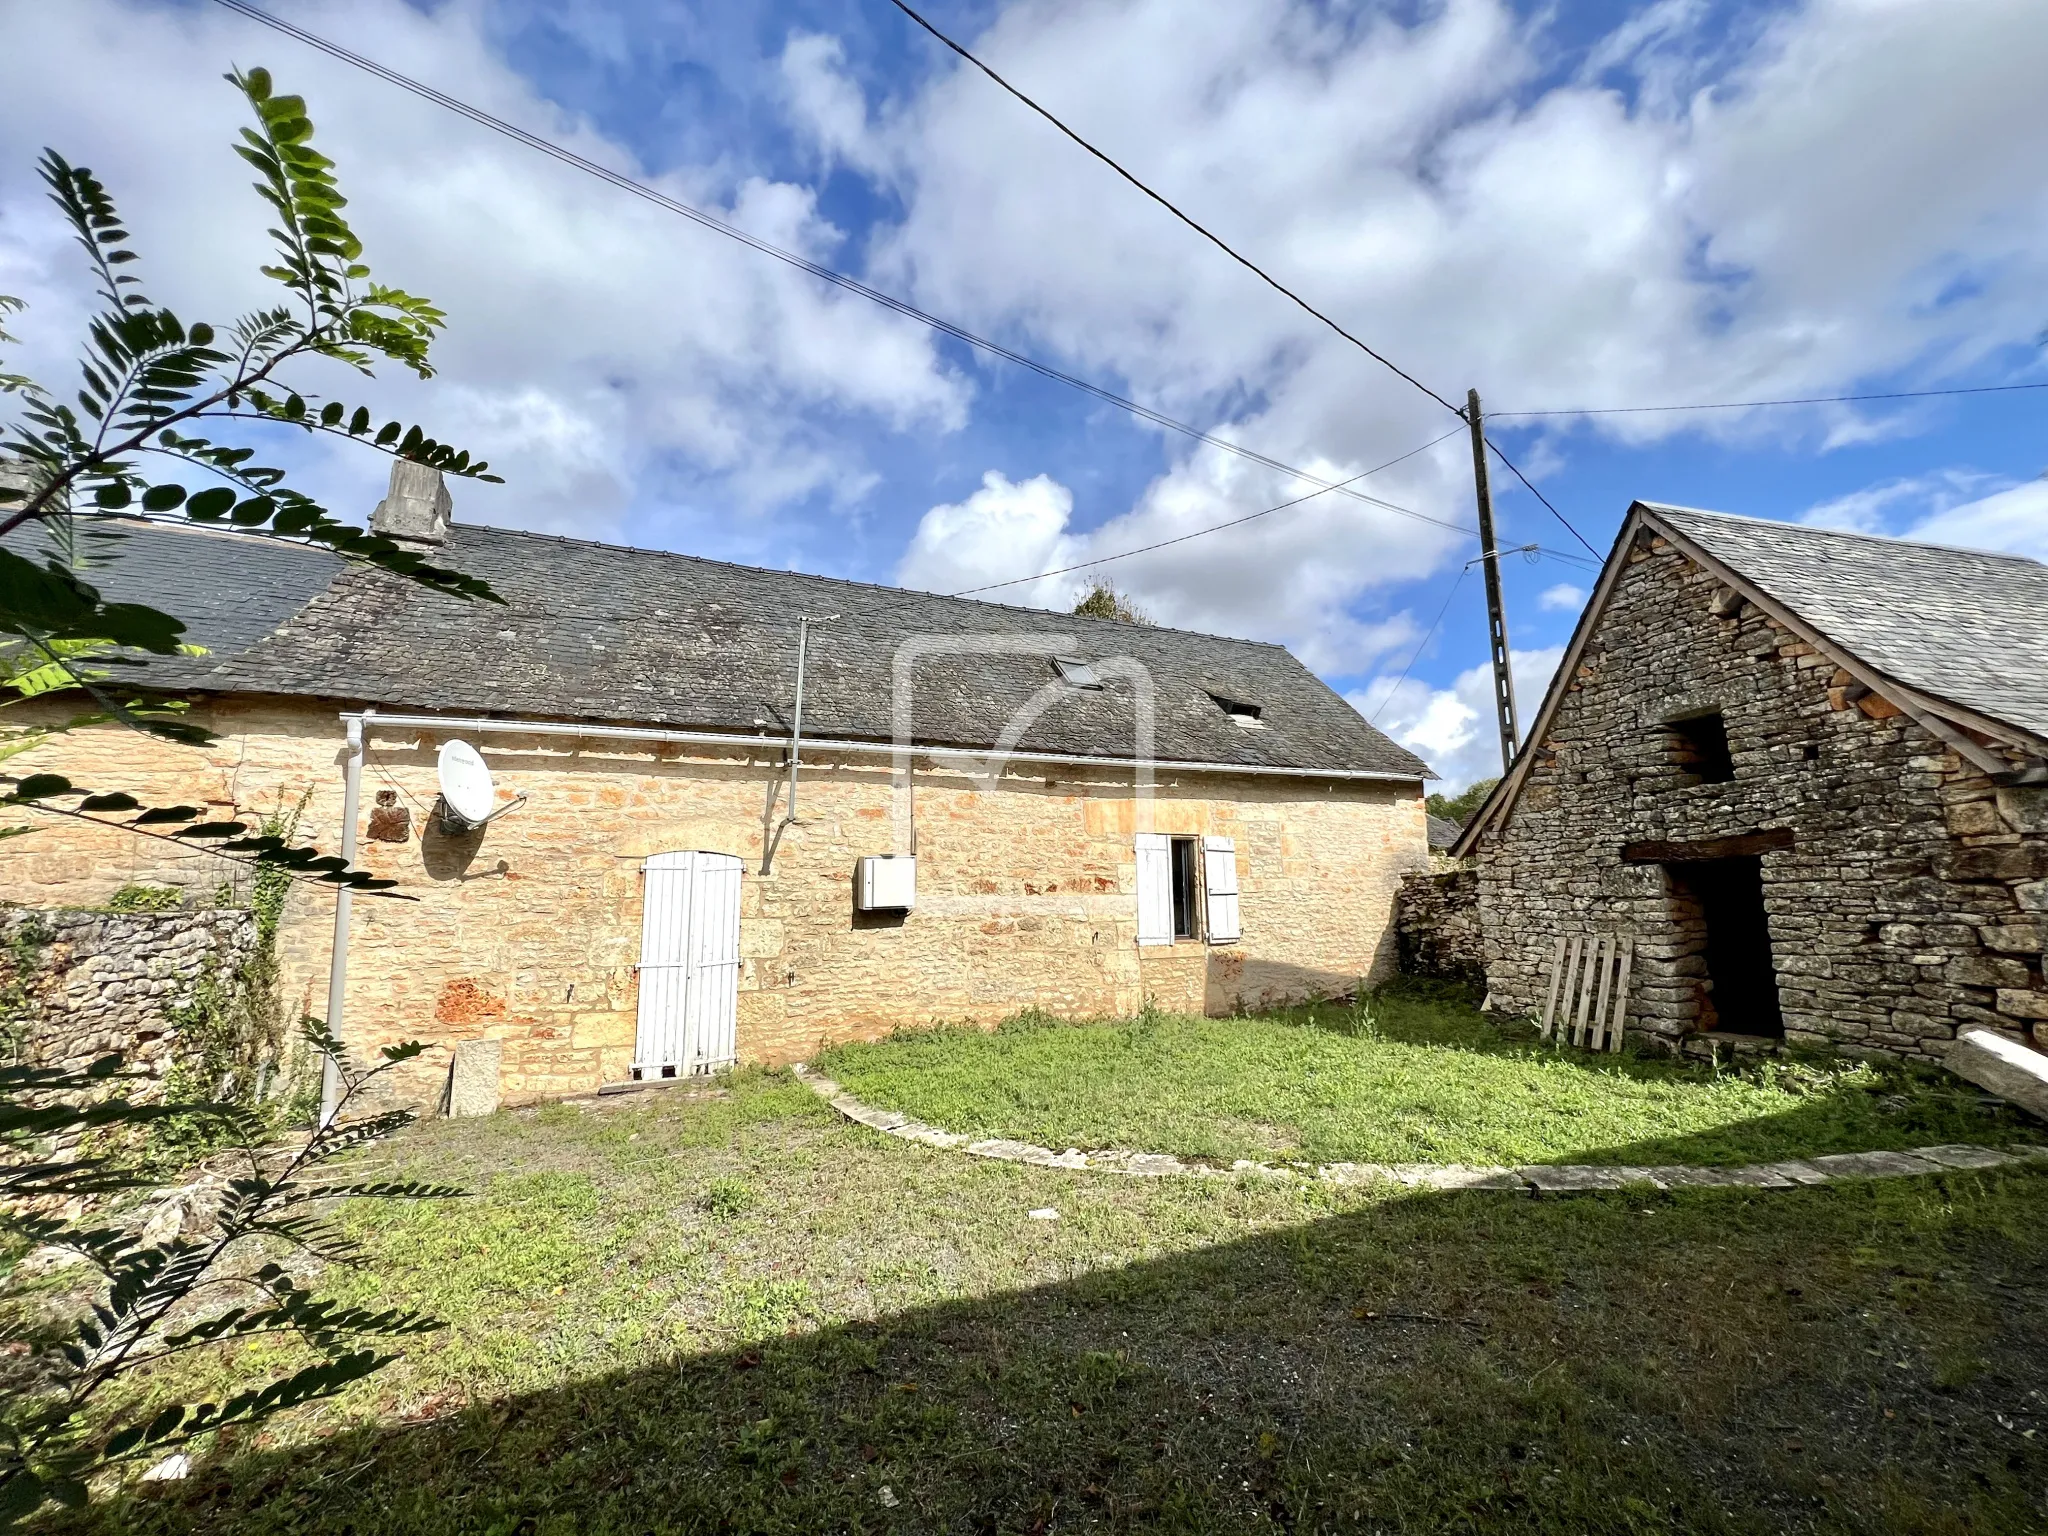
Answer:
top-left (320, 710), bottom-right (366, 1126)
top-left (1466, 388), bottom-right (1519, 773)
top-left (784, 616), bottom-right (810, 827)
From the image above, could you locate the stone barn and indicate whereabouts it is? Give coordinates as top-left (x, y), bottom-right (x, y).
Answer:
top-left (1452, 501), bottom-right (2048, 1061)
top-left (2, 464), bottom-right (1433, 1110)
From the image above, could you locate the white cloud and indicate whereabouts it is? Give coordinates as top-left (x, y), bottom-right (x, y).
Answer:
top-left (780, 32), bottom-right (892, 178)
top-left (17, 0), bottom-right (2047, 709)
top-left (896, 471), bottom-right (1082, 605)
top-left (1538, 582), bottom-right (1586, 613)
top-left (1353, 645), bottom-right (1566, 793)
top-left (1906, 476), bottom-right (2048, 563)
top-left (0, 0), bottom-right (967, 550)
top-left (806, 0), bottom-right (2048, 662)
top-left (1799, 466), bottom-right (2048, 563)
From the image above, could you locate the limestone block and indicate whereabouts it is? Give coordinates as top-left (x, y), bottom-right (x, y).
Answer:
top-left (739, 918), bottom-right (787, 959)
top-left (1938, 845), bottom-right (2048, 882)
top-left (1946, 955), bottom-right (2031, 990)
top-left (1979, 923), bottom-right (2042, 954)
top-left (446, 1038), bottom-right (502, 1118)
top-left (1996, 990), bottom-right (2048, 1023)
top-left (1995, 787), bottom-right (2048, 834)
top-left (1945, 1028), bottom-right (2048, 1122)
top-left (1945, 800), bottom-right (2003, 837)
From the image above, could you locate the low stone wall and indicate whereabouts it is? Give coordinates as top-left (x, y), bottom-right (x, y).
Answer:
top-left (1394, 870), bottom-right (1485, 988)
top-left (2, 905), bottom-right (258, 1091)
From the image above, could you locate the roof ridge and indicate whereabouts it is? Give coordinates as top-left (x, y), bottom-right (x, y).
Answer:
top-left (1643, 501), bottom-right (2048, 571)
top-left (445, 521), bottom-right (1290, 650)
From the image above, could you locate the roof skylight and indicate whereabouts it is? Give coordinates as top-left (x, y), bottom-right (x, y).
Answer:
top-left (1053, 655), bottom-right (1104, 689)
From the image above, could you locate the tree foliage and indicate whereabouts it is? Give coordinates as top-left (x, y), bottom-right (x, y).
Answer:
top-left (0, 1029), bottom-right (461, 1526)
top-left (1071, 581), bottom-right (1152, 625)
top-left (1426, 777), bottom-right (1498, 828)
top-left (0, 65), bottom-right (499, 885)
top-left (0, 67), bottom-right (497, 1523)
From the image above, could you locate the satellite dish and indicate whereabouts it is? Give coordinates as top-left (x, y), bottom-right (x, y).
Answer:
top-left (437, 740), bottom-right (495, 830)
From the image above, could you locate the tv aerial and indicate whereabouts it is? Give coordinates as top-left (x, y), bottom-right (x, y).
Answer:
top-left (435, 740), bottom-right (526, 834)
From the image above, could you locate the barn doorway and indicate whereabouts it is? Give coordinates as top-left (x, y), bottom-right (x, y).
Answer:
top-left (633, 851), bottom-right (743, 1078)
top-left (1669, 855), bottom-right (1783, 1038)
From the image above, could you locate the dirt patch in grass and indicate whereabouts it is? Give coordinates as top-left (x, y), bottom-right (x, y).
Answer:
top-left (816, 989), bottom-right (2043, 1169)
top-left (33, 1067), bottom-right (2048, 1534)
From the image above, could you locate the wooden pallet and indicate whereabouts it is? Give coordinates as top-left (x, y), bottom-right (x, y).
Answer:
top-left (1539, 934), bottom-right (1634, 1051)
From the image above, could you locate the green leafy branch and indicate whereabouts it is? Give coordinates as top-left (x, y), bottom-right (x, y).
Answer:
top-left (0, 771), bottom-right (408, 896)
top-left (0, 65), bottom-right (504, 621)
top-left (0, 1029), bottom-right (462, 1524)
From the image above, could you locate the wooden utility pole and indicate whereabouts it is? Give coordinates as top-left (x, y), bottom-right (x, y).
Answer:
top-left (1466, 388), bottom-right (1519, 773)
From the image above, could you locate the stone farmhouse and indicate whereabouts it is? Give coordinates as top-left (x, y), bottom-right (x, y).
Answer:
top-left (1452, 502), bottom-right (2048, 1061)
top-left (2, 465), bottom-right (1432, 1108)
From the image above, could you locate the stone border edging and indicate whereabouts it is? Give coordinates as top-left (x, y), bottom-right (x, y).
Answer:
top-left (791, 1065), bottom-right (2045, 1194)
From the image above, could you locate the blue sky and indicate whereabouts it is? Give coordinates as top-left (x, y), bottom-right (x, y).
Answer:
top-left (3, 0), bottom-right (2045, 788)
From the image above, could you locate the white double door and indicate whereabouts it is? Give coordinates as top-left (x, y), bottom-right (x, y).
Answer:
top-left (633, 851), bottom-right (742, 1077)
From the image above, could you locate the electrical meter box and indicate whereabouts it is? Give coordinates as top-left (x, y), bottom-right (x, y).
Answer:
top-left (855, 855), bottom-right (916, 912)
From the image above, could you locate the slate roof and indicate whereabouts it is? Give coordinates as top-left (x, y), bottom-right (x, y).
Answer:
top-left (1648, 504), bottom-right (2048, 741)
top-left (22, 515), bottom-right (1429, 779)
top-left (1426, 814), bottom-right (1462, 851)
top-left (2, 517), bottom-right (343, 691)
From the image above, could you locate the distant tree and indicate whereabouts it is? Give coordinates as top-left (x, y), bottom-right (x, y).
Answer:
top-left (1426, 777), bottom-right (1498, 827)
top-left (1072, 580), bottom-right (1152, 625)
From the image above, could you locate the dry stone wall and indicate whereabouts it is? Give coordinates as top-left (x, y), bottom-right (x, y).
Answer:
top-left (2, 698), bottom-right (1429, 1108)
top-left (1, 905), bottom-right (257, 1087)
top-left (1394, 870), bottom-right (1485, 987)
top-left (1471, 532), bottom-right (2048, 1061)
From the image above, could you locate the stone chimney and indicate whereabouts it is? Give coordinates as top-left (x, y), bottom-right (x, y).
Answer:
top-left (369, 459), bottom-right (452, 548)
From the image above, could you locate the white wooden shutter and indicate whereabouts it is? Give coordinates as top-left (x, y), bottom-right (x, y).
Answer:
top-left (683, 853), bottom-right (743, 1071)
top-left (1203, 837), bottom-right (1241, 944)
top-left (635, 852), bottom-right (695, 1074)
top-left (635, 851), bottom-right (742, 1076)
top-left (1135, 833), bottom-right (1173, 946)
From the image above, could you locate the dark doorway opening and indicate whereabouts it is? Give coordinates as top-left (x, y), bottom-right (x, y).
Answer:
top-left (1669, 855), bottom-right (1783, 1038)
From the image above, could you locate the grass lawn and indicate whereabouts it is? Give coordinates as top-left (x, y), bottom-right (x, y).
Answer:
top-left (815, 986), bottom-right (2045, 1168)
top-left (31, 1064), bottom-right (2048, 1535)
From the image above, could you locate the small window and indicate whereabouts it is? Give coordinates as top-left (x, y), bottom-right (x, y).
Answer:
top-left (1667, 711), bottom-right (1735, 784)
top-left (1053, 655), bottom-right (1103, 689)
top-left (1169, 837), bottom-right (1200, 939)
top-left (1209, 693), bottom-right (1264, 729)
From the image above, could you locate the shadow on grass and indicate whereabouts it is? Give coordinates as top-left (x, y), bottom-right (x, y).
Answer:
top-left (57, 1166), bottom-right (2048, 1536)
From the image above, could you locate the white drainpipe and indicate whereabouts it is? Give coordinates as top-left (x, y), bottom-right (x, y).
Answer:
top-left (320, 708), bottom-right (368, 1126)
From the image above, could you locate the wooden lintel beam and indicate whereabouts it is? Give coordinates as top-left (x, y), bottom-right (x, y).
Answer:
top-left (1619, 828), bottom-right (1795, 863)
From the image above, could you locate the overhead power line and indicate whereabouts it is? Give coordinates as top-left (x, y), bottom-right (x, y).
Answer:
top-left (211, 0), bottom-right (1603, 644)
top-left (953, 428), bottom-right (1467, 597)
top-left (1482, 440), bottom-right (1599, 557)
top-left (1489, 379), bottom-right (2048, 418)
top-left (884, 1), bottom-right (1612, 566)
top-left (1369, 568), bottom-right (1468, 725)
top-left (208, 0), bottom-right (1469, 540)
top-left (884, 0), bottom-right (1466, 419)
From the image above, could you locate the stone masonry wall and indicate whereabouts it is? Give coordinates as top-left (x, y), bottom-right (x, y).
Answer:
top-left (1471, 530), bottom-right (2048, 1061)
top-left (1, 905), bottom-right (257, 1090)
top-left (1, 698), bottom-right (1429, 1108)
top-left (1394, 870), bottom-right (1485, 987)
